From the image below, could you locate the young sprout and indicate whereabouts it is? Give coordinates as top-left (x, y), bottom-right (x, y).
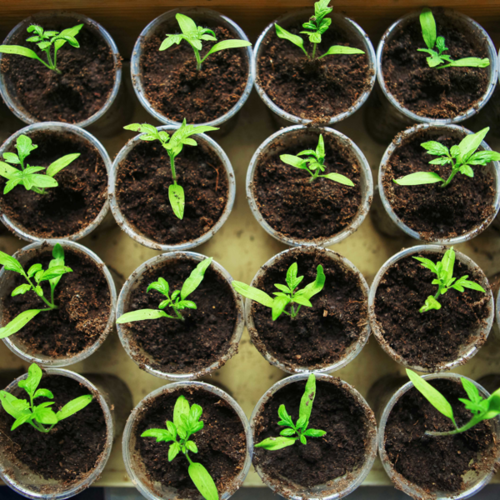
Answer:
top-left (0, 244), bottom-right (72, 339)
top-left (255, 374), bottom-right (326, 450)
top-left (160, 13), bottom-right (252, 72)
top-left (0, 24), bottom-right (84, 75)
top-left (413, 246), bottom-right (485, 313)
top-left (275, 0), bottom-right (365, 61)
top-left (280, 134), bottom-right (354, 186)
top-left (141, 395), bottom-right (219, 500)
top-left (0, 363), bottom-right (92, 433)
top-left (394, 127), bottom-right (500, 188)
top-left (117, 257), bottom-right (212, 324)
top-left (124, 121), bottom-right (218, 220)
top-left (232, 262), bottom-right (325, 321)
top-left (406, 369), bottom-right (500, 437)
top-left (418, 8), bottom-right (489, 69)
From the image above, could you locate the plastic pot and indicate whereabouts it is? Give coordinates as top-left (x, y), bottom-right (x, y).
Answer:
top-left (368, 245), bottom-right (494, 372)
top-left (116, 251), bottom-right (244, 380)
top-left (253, 9), bottom-right (376, 127)
top-left (244, 245), bottom-right (371, 374)
top-left (0, 11), bottom-right (123, 132)
top-left (246, 125), bottom-right (373, 247)
top-left (131, 7), bottom-right (254, 136)
top-left (0, 121), bottom-right (111, 242)
top-left (250, 373), bottom-right (378, 500)
top-left (0, 368), bottom-right (115, 500)
top-left (0, 240), bottom-right (117, 367)
top-left (378, 372), bottom-right (500, 500)
top-left (109, 125), bottom-right (235, 252)
top-left (122, 380), bottom-right (253, 500)
top-left (365, 9), bottom-right (498, 143)
top-left (373, 123), bottom-right (500, 243)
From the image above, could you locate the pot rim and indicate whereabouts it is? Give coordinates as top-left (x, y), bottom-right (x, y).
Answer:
top-left (1, 239), bottom-right (117, 367)
top-left (109, 125), bottom-right (236, 252)
top-left (368, 244), bottom-right (494, 372)
top-left (246, 124), bottom-right (373, 247)
top-left (130, 7), bottom-right (254, 128)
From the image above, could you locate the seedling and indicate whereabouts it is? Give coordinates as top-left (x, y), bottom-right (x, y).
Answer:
top-left (0, 244), bottom-right (72, 339)
top-left (255, 374), bottom-right (326, 450)
top-left (0, 24), bottom-right (83, 74)
top-left (418, 8), bottom-right (489, 69)
top-left (275, 0), bottom-right (364, 61)
top-left (232, 262), bottom-right (325, 321)
top-left (124, 121), bottom-right (218, 220)
top-left (280, 134), bottom-right (354, 185)
top-left (141, 395), bottom-right (219, 500)
top-left (160, 13), bottom-right (251, 72)
top-left (413, 246), bottom-right (485, 313)
top-left (117, 257), bottom-right (212, 324)
top-left (0, 363), bottom-right (92, 433)
top-left (394, 127), bottom-right (500, 188)
top-left (406, 369), bottom-right (500, 437)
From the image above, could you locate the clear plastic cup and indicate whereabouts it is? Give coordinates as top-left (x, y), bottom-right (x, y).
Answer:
top-left (0, 240), bottom-right (117, 367)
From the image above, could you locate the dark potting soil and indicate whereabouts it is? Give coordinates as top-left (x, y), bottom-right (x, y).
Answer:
top-left (382, 9), bottom-right (490, 119)
top-left (116, 137), bottom-right (229, 245)
top-left (385, 379), bottom-right (498, 493)
top-left (2, 17), bottom-right (117, 123)
top-left (0, 374), bottom-right (107, 482)
top-left (136, 386), bottom-right (246, 498)
top-left (123, 256), bottom-right (237, 374)
top-left (253, 378), bottom-right (372, 489)
top-left (0, 129), bottom-right (108, 238)
top-left (140, 24), bottom-right (248, 123)
top-left (251, 248), bottom-right (368, 370)
top-left (2, 244), bottom-right (111, 358)
top-left (383, 129), bottom-right (496, 240)
top-left (253, 131), bottom-right (362, 241)
top-left (257, 20), bottom-right (371, 121)
top-left (374, 251), bottom-right (490, 369)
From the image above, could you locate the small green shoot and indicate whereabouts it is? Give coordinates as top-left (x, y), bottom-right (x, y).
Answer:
top-left (275, 0), bottom-right (364, 61)
top-left (406, 369), bottom-right (500, 437)
top-left (124, 121), bottom-right (218, 220)
top-left (0, 363), bottom-right (92, 433)
top-left (0, 24), bottom-right (84, 74)
top-left (280, 134), bottom-right (354, 186)
top-left (232, 263), bottom-right (325, 321)
top-left (160, 13), bottom-right (251, 72)
top-left (255, 374), bottom-right (326, 450)
top-left (413, 246), bottom-right (485, 313)
top-left (141, 394), bottom-right (219, 500)
top-left (418, 8), bottom-right (489, 69)
top-left (394, 127), bottom-right (500, 188)
top-left (117, 257), bottom-right (212, 324)
top-left (0, 135), bottom-right (80, 195)
top-left (0, 244), bottom-right (72, 339)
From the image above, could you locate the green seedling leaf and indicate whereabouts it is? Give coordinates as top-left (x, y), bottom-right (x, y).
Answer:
top-left (0, 391), bottom-right (30, 419)
top-left (0, 251), bottom-right (25, 274)
top-left (181, 258), bottom-right (212, 300)
top-left (255, 436), bottom-right (297, 450)
top-left (299, 373), bottom-right (316, 428)
top-left (0, 309), bottom-right (42, 339)
top-left (232, 282), bottom-right (274, 308)
top-left (169, 183), bottom-right (185, 220)
top-left (188, 462), bottom-right (219, 500)
top-left (56, 394), bottom-right (92, 421)
top-left (394, 171), bottom-right (444, 185)
top-left (18, 363), bottom-right (42, 397)
top-left (275, 24), bottom-right (305, 52)
top-left (46, 153), bottom-right (80, 177)
top-left (317, 45), bottom-right (364, 59)
top-left (320, 172), bottom-right (355, 185)
top-left (420, 7), bottom-right (437, 50)
top-left (141, 428), bottom-right (174, 442)
top-left (203, 39), bottom-right (251, 60)
top-left (11, 284), bottom-right (32, 297)
top-left (174, 395), bottom-right (190, 429)
top-left (116, 309), bottom-right (171, 323)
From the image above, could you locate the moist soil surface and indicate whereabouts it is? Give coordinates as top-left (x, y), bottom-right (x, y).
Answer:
top-left (2, 244), bottom-right (111, 358)
top-left (116, 137), bottom-right (229, 245)
top-left (257, 19), bottom-right (371, 121)
top-left (253, 378), bottom-right (370, 490)
top-left (385, 379), bottom-right (498, 493)
top-left (136, 386), bottom-right (246, 498)
top-left (124, 256), bottom-right (237, 374)
top-left (382, 9), bottom-right (490, 119)
top-left (251, 247), bottom-right (367, 370)
top-left (140, 23), bottom-right (248, 123)
top-left (253, 131), bottom-right (362, 241)
top-left (0, 374), bottom-right (107, 483)
top-left (383, 128), bottom-right (496, 241)
top-left (374, 251), bottom-right (490, 369)
top-left (2, 17), bottom-right (117, 123)
top-left (0, 129), bottom-right (108, 239)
